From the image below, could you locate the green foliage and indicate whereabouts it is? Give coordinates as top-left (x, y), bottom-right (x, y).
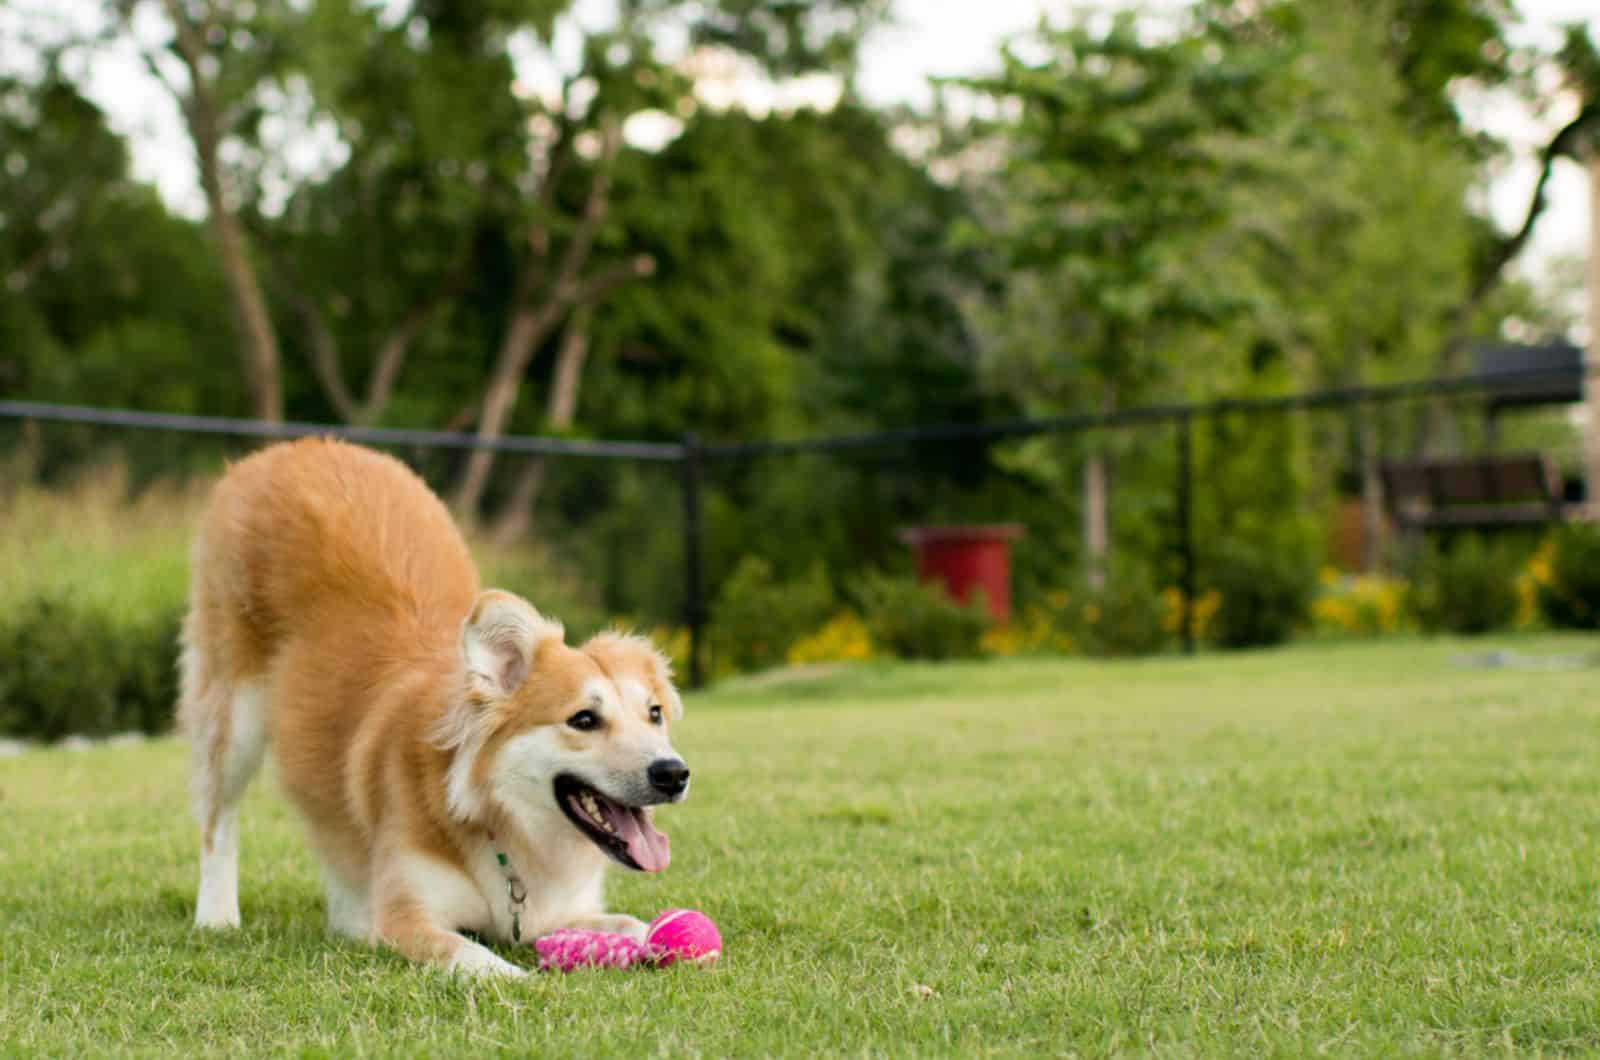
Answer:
top-left (0, 595), bottom-right (181, 741)
top-left (1538, 524), bottom-right (1600, 631)
top-left (1077, 563), bottom-right (1171, 658)
top-left (1203, 0), bottom-right (1517, 135)
top-left (0, 74), bottom-right (236, 410)
top-left (851, 572), bottom-right (989, 661)
top-left (1206, 541), bottom-right (1317, 649)
top-left (5, 0), bottom-right (1572, 672)
top-left (960, 13), bottom-right (1279, 415)
top-left (709, 556), bottom-right (836, 673)
top-left (1412, 535), bottom-right (1520, 635)
top-left (686, 0), bottom-right (889, 75)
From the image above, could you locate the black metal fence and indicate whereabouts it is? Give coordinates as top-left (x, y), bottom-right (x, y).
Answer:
top-left (1, 363), bottom-right (1589, 686)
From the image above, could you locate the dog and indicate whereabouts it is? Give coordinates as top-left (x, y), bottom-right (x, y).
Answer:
top-left (179, 437), bottom-right (688, 976)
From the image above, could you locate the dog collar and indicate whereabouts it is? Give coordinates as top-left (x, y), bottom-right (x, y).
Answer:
top-left (487, 833), bottom-right (527, 942)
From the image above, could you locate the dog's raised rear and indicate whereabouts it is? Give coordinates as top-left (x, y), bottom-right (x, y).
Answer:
top-left (181, 438), bottom-right (477, 928)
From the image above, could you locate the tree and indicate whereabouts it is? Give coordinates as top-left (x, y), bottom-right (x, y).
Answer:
top-left (440, 20), bottom-right (669, 519)
top-left (0, 68), bottom-right (234, 414)
top-left (113, 0), bottom-right (289, 420)
top-left (1448, 25), bottom-right (1599, 377)
top-left (451, 0), bottom-right (890, 529)
top-left (252, 0), bottom-right (558, 428)
top-left (1558, 25), bottom-right (1600, 508)
top-left (1203, 1), bottom-right (1592, 435)
top-left (1223, 5), bottom-right (1478, 565)
top-left (1203, 0), bottom-right (1518, 136)
top-left (955, 14), bottom-right (1277, 586)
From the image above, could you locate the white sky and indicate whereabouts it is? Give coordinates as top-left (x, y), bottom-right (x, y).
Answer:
top-left (4, 0), bottom-right (1597, 298)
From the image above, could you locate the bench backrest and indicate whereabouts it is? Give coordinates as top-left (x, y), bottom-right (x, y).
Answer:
top-left (1381, 453), bottom-right (1561, 515)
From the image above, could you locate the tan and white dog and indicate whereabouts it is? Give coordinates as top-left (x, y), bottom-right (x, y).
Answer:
top-left (179, 438), bottom-right (688, 976)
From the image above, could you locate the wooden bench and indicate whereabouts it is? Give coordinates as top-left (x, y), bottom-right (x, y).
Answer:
top-left (1381, 452), bottom-right (1572, 531)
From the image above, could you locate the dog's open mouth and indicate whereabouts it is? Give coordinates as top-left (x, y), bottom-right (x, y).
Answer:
top-left (553, 774), bottom-right (671, 872)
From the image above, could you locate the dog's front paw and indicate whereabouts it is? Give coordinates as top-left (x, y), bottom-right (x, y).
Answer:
top-left (449, 943), bottom-right (528, 978)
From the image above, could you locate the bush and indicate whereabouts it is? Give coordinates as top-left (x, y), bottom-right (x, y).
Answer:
top-left (1310, 572), bottom-right (1412, 637)
top-left (852, 572), bottom-right (990, 660)
top-left (0, 595), bottom-right (181, 740)
top-left (1077, 563), bottom-right (1171, 657)
top-left (787, 611), bottom-right (876, 665)
top-left (979, 601), bottom-right (1076, 657)
top-left (1411, 535), bottom-right (1519, 635)
top-left (1537, 524), bottom-right (1600, 630)
top-left (1206, 543), bottom-right (1316, 649)
top-left (709, 557), bottom-right (837, 674)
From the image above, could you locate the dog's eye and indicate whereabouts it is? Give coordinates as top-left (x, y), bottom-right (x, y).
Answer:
top-left (567, 710), bottom-right (601, 732)
top-left (648, 704), bottom-right (663, 725)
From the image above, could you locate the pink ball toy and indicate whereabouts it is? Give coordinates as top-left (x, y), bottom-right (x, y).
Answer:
top-left (646, 908), bottom-right (722, 966)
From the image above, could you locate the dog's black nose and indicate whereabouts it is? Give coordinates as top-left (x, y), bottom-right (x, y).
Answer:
top-left (648, 758), bottom-right (690, 796)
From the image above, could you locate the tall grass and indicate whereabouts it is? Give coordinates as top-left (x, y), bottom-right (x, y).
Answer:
top-left (0, 459), bottom-right (201, 623)
top-left (0, 451), bottom-right (652, 741)
top-left (0, 453), bottom-right (609, 634)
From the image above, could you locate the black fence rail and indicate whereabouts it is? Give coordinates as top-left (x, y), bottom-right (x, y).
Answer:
top-left (2, 363), bottom-right (1590, 686)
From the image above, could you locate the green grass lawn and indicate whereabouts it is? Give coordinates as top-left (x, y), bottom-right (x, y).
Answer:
top-left (5, 636), bottom-right (1600, 1057)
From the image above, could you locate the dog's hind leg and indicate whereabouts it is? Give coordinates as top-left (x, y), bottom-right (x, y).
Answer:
top-left (181, 625), bottom-right (269, 930)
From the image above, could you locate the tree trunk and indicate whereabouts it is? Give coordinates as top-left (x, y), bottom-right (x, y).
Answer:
top-left (451, 289), bottom-right (563, 519)
top-left (1419, 342), bottom-right (1468, 456)
top-left (1357, 402), bottom-right (1384, 572)
top-left (1083, 447), bottom-right (1110, 592)
top-left (162, 0), bottom-right (282, 422)
top-left (490, 307), bottom-right (592, 544)
top-left (451, 255), bottom-right (650, 519)
top-left (1586, 150), bottom-right (1600, 514)
top-left (199, 156), bottom-right (282, 422)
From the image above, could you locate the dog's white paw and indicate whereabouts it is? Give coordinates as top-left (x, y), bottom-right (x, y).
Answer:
top-left (194, 902), bottom-right (241, 930)
top-left (449, 943), bottom-right (527, 978)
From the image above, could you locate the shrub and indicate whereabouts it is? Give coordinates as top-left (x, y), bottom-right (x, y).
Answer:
top-left (1411, 535), bottom-right (1519, 635)
top-left (1160, 587), bottom-right (1221, 644)
top-left (852, 572), bottom-right (989, 660)
top-left (787, 612), bottom-right (876, 665)
top-left (1310, 571), bottom-right (1412, 637)
top-left (0, 595), bottom-right (181, 740)
top-left (1205, 543), bottom-right (1316, 649)
top-left (1076, 563), bottom-right (1171, 657)
top-left (1537, 524), bottom-right (1600, 630)
top-left (979, 603), bottom-right (1076, 657)
top-left (709, 557), bottom-right (836, 674)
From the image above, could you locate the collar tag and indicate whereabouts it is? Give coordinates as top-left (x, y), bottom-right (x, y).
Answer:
top-left (493, 847), bottom-right (527, 943)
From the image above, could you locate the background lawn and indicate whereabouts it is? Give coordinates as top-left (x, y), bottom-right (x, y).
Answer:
top-left (4, 636), bottom-right (1600, 1057)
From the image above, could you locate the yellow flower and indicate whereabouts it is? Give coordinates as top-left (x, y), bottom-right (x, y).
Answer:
top-left (1160, 588), bottom-right (1221, 641)
top-left (979, 605), bottom-right (1069, 657)
top-left (1310, 574), bottom-right (1416, 636)
top-left (1526, 539), bottom-right (1556, 587)
top-left (787, 612), bottom-right (875, 665)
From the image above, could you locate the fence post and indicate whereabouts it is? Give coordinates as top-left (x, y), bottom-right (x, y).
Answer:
top-left (681, 433), bottom-right (706, 688)
top-left (1176, 413), bottom-right (1196, 654)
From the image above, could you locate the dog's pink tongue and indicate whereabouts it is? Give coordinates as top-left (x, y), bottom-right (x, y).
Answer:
top-left (602, 802), bottom-right (671, 872)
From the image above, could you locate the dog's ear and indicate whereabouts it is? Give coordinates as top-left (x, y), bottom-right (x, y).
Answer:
top-left (461, 590), bottom-right (563, 700)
